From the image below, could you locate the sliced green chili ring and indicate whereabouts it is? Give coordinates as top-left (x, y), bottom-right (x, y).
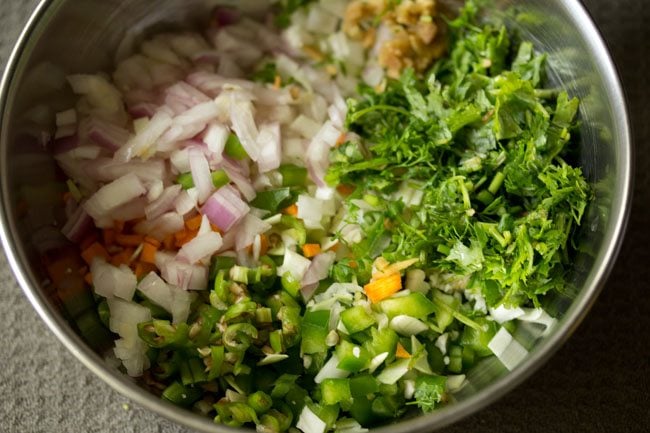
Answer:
top-left (223, 323), bottom-right (258, 352)
top-left (162, 382), bottom-right (202, 408)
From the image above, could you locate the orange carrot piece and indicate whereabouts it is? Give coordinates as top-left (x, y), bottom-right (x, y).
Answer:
top-left (302, 243), bottom-right (322, 258)
top-left (103, 229), bottom-right (116, 246)
top-left (110, 248), bottom-right (134, 267)
top-left (259, 234), bottom-right (269, 256)
top-left (335, 133), bottom-right (347, 147)
top-left (210, 223), bottom-right (221, 233)
top-left (273, 75), bottom-right (282, 89)
top-left (134, 262), bottom-right (156, 279)
top-left (144, 236), bottom-right (161, 248)
top-left (283, 204), bottom-right (298, 216)
top-left (115, 234), bottom-right (145, 247)
top-left (141, 242), bottom-right (158, 265)
top-left (185, 214), bottom-right (203, 231)
top-left (363, 273), bottom-right (402, 304)
top-left (163, 235), bottom-right (174, 251)
top-left (395, 342), bottom-right (411, 359)
top-left (336, 184), bottom-right (355, 197)
top-left (84, 272), bottom-right (93, 286)
top-left (81, 242), bottom-right (110, 266)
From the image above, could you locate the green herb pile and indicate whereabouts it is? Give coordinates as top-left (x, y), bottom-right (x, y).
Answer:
top-left (328, 3), bottom-right (591, 309)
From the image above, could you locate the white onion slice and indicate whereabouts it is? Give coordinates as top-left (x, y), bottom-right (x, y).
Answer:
top-left (83, 173), bottom-right (146, 220)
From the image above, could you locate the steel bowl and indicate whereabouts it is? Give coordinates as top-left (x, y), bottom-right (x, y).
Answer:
top-left (0, 0), bottom-right (632, 432)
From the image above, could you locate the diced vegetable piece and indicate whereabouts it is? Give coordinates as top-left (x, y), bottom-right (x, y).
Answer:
top-left (302, 309), bottom-right (331, 354)
top-left (340, 306), bottom-right (376, 334)
top-left (364, 273), bottom-right (402, 303)
top-left (336, 340), bottom-right (370, 372)
top-left (320, 378), bottom-right (352, 406)
top-left (379, 293), bottom-right (436, 319)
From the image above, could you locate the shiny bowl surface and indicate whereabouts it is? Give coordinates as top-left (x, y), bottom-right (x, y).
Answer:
top-left (0, 0), bottom-right (632, 432)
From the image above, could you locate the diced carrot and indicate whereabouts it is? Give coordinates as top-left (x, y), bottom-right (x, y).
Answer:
top-left (115, 234), bottom-right (145, 247)
top-left (163, 235), bottom-right (174, 251)
top-left (84, 272), bottom-right (93, 286)
top-left (283, 204), bottom-right (298, 216)
top-left (174, 229), bottom-right (188, 242)
top-left (395, 342), bottom-right (411, 359)
top-left (302, 243), bottom-right (322, 258)
top-left (273, 75), bottom-right (282, 89)
top-left (185, 214), bottom-right (203, 231)
top-left (144, 236), bottom-right (161, 248)
top-left (141, 242), bottom-right (158, 265)
top-left (363, 272), bottom-right (402, 304)
top-left (110, 248), bottom-right (134, 267)
top-left (336, 184), bottom-right (355, 197)
top-left (175, 229), bottom-right (198, 247)
top-left (114, 220), bottom-right (125, 233)
top-left (81, 242), bottom-right (110, 266)
top-left (259, 234), bottom-right (269, 257)
top-left (134, 262), bottom-right (156, 279)
top-left (103, 229), bottom-right (116, 246)
top-left (335, 133), bottom-right (347, 147)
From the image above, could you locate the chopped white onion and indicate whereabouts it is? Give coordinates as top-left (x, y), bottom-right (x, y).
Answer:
top-left (83, 173), bottom-right (146, 221)
top-left (314, 354), bottom-right (350, 384)
top-left (376, 359), bottom-right (410, 385)
top-left (390, 315), bottom-right (429, 336)
top-left (91, 258), bottom-right (138, 301)
top-left (177, 231), bottom-right (223, 264)
top-left (297, 406), bottom-right (327, 433)
top-left (487, 327), bottom-right (528, 371)
top-left (277, 249), bottom-right (312, 282)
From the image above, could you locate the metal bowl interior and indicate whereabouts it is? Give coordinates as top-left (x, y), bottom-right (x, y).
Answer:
top-left (0, 0), bottom-right (631, 432)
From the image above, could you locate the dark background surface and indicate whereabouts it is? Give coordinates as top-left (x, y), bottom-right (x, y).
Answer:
top-left (0, 0), bottom-right (648, 432)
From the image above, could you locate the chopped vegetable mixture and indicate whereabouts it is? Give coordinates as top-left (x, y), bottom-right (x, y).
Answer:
top-left (44, 1), bottom-right (590, 432)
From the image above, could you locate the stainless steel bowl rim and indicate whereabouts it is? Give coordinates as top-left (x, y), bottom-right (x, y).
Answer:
top-left (0, 0), bottom-right (632, 432)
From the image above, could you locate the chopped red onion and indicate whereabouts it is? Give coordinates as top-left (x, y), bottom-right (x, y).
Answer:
top-left (134, 212), bottom-right (185, 241)
top-left (223, 165), bottom-right (256, 201)
top-left (91, 258), bottom-right (138, 301)
top-left (128, 102), bottom-right (158, 118)
top-left (60, 206), bottom-right (93, 243)
top-left (162, 260), bottom-right (208, 292)
top-left (81, 117), bottom-right (132, 151)
top-left (114, 110), bottom-right (173, 162)
top-left (145, 184), bottom-right (182, 220)
top-left (235, 214), bottom-right (272, 251)
top-left (174, 190), bottom-right (197, 216)
top-left (203, 123), bottom-right (229, 157)
top-left (230, 98), bottom-right (260, 160)
top-left (84, 158), bottom-right (168, 184)
top-left (177, 231), bottom-right (223, 264)
top-left (256, 122), bottom-right (281, 173)
top-left (201, 185), bottom-right (250, 232)
top-left (302, 251), bottom-right (336, 291)
top-left (83, 173), bottom-right (147, 220)
top-left (189, 147), bottom-right (213, 204)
